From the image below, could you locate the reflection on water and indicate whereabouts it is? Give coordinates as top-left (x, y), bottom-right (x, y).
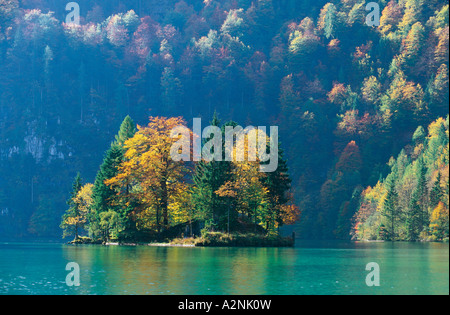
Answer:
top-left (0, 241), bottom-right (448, 295)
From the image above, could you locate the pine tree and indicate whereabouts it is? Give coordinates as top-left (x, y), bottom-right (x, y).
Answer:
top-left (430, 172), bottom-right (443, 209)
top-left (90, 116), bottom-right (136, 240)
top-left (319, 3), bottom-right (337, 39)
top-left (191, 113), bottom-right (235, 232)
top-left (399, 0), bottom-right (423, 34)
top-left (60, 173), bottom-right (83, 240)
top-left (93, 145), bottom-right (124, 212)
top-left (415, 158), bottom-right (429, 230)
top-left (220, 8), bottom-right (246, 38)
top-left (381, 176), bottom-right (398, 241)
top-left (114, 115), bottom-right (136, 147)
top-left (427, 64), bottom-right (449, 119)
top-left (261, 147), bottom-right (292, 231)
top-left (402, 22), bottom-right (425, 68)
top-left (407, 189), bottom-right (422, 241)
top-left (412, 125), bottom-right (426, 146)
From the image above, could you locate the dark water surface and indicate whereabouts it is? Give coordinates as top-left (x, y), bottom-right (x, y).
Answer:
top-left (0, 241), bottom-right (448, 295)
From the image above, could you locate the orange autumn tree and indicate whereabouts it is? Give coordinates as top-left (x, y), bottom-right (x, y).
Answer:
top-left (106, 117), bottom-right (192, 234)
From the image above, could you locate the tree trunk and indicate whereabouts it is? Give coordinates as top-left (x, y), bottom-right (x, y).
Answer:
top-left (156, 205), bottom-right (161, 234)
top-left (161, 178), bottom-right (169, 228)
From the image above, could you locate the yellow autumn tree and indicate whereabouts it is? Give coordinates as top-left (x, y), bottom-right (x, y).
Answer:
top-left (215, 127), bottom-right (286, 231)
top-left (106, 117), bottom-right (192, 234)
top-left (216, 159), bottom-right (269, 220)
top-left (379, 0), bottom-right (402, 36)
top-left (61, 183), bottom-right (93, 239)
top-left (430, 202), bottom-right (449, 240)
top-left (74, 184), bottom-right (94, 218)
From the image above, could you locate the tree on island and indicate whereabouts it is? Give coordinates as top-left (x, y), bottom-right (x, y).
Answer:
top-left (89, 116), bottom-right (136, 242)
top-left (61, 114), bottom-right (299, 243)
top-left (191, 114), bottom-right (235, 232)
top-left (60, 173), bottom-right (92, 241)
top-left (106, 116), bottom-right (192, 235)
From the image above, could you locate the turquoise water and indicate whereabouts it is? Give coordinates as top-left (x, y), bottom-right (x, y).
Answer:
top-left (0, 241), bottom-right (448, 295)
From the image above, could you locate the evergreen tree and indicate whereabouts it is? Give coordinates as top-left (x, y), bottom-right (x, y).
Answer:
top-left (261, 147), bottom-right (292, 231)
top-left (381, 176), bottom-right (398, 241)
top-left (415, 158), bottom-right (429, 230)
top-left (60, 173), bottom-right (83, 240)
top-left (191, 113), bottom-right (235, 232)
top-left (407, 189), bottom-right (422, 241)
top-left (412, 125), bottom-right (426, 146)
top-left (114, 115), bottom-right (137, 147)
top-left (319, 3), bottom-right (337, 39)
top-left (430, 172), bottom-right (443, 209)
top-left (220, 8), bottom-right (246, 38)
top-left (90, 144), bottom-right (124, 239)
top-left (90, 116), bottom-right (136, 241)
top-left (402, 22), bottom-right (425, 68)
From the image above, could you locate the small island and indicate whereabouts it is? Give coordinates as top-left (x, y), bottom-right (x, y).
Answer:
top-left (69, 232), bottom-right (295, 248)
top-left (61, 115), bottom-right (299, 247)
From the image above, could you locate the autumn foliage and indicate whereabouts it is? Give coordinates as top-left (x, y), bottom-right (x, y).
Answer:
top-left (61, 116), bottom-right (298, 241)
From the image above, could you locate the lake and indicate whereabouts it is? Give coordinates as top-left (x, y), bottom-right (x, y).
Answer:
top-left (0, 241), bottom-right (448, 295)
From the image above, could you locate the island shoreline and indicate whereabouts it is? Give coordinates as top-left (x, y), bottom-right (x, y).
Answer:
top-left (68, 232), bottom-right (296, 248)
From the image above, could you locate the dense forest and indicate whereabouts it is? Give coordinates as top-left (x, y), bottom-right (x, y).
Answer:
top-left (353, 117), bottom-right (449, 241)
top-left (0, 0), bottom-right (448, 240)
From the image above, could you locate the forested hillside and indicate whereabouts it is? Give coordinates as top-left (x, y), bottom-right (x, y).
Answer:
top-left (353, 117), bottom-right (449, 241)
top-left (0, 0), bottom-right (448, 239)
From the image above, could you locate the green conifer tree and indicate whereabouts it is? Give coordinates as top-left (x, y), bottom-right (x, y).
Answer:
top-left (415, 158), bottom-right (429, 230)
top-left (114, 115), bottom-right (136, 146)
top-left (381, 176), bottom-right (399, 241)
top-left (261, 147), bottom-right (292, 231)
top-left (191, 113), bottom-right (235, 232)
top-left (407, 190), bottom-right (422, 241)
top-left (430, 172), bottom-right (443, 209)
top-left (60, 173), bottom-right (83, 240)
top-left (90, 116), bottom-right (136, 241)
